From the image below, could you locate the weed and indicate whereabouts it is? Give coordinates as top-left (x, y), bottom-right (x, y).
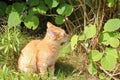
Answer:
top-left (0, 25), bottom-right (20, 68)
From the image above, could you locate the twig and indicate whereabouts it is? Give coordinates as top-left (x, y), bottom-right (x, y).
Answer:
top-left (64, 17), bottom-right (73, 35)
top-left (113, 72), bottom-right (120, 76)
top-left (68, 0), bottom-right (81, 26)
top-left (78, 0), bottom-right (89, 27)
top-left (113, 64), bottom-right (120, 76)
top-left (99, 66), bottom-right (119, 80)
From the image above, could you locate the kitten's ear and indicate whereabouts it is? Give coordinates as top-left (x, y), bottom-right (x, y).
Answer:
top-left (47, 28), bottom-right (55, 37)
top-left (47, 22), bottom-right (55, 28)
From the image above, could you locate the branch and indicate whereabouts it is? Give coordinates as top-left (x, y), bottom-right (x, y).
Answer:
top-left (99, 66), bottom-right (119, 80)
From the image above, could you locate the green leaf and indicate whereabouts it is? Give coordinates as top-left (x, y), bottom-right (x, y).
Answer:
top-left (105, 77), bottom-right (111, 80)
top-left (27, 0), bottom-right (40, 6)
top-left (99, 73), bottom-right (105, 79)
top-left (107, 0), bottom-right (115, 7)
top-left (99, 32), bottom-right (110, 45)
top-left (114, 32), bottom-right (120, 39)
top-left (105, 48), bottom-right (118, 58)
top-left (104, 19), bottom-right (120, 32)
top-left (0, 1), bottom-right (7, 16)
top-left (90, 50), bottom-right (103, 61)
top-left (100, 54), bottom-right (117, 70)
top-left (6, 2), bottom-right (25, 15)
top-left (45, 0), bottom-right (59, 9)
top-left (28, 1), bottom-right (48, 15)
top-left (88, 63), bottom-right (97, 75)
top-left (28, 8), bottom-right (38, 15)
top-left (99, 32), bottom-right (115, 45)
top-left (59, 43), bottom-right (71, 58)
top-left (57, 4), bottom-right (73, 16)
top-left (6, 5), bottom-right (12, 14)
top-left (55, 15), bottom-right (64, 24)
top-left (24, 15), bottom-right (39, 30)
top-left (84, 24), bottom-right (96, 40)
top-left (99, 32), bottom-right (120, 47)
top-left (79, 33), bottom-right (85, 40)
top-left (71, 35), bottom-right (78, 50)
top-left (109, 37), bottom-right (119, 48)
top-left (8, 12), bottom-right (21, 27)
top-left (37, 1), bottom-right (48, 14)
top-left (12, 2), bottom-right (25, 14)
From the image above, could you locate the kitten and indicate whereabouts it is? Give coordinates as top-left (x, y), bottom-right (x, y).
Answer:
top-left (18, 22), bottom-right (69, 76)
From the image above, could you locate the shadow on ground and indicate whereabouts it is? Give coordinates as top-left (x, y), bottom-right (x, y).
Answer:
top-left (55, 59), bottom-right (75, 76)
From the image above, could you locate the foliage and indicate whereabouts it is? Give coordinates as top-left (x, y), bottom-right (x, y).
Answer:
top-left (0, 0), bottom-right (120, 79)
top-left (24, 15), bottom-right (39, 30)
top-left (55, 15), bottom-right (65, 24)
top-left (0, 0), bottom-right (73, 30)
top-left (104, 19), bottom-right (120, 32)
top-left (58, 42), bottom-right (71, 58)
top-left (45, 0), bottom-right (59, 9)
top-left (0, 60), bottom-right (82, 80)
top-left (89, 50), bottom-right (103, 62)
top-left (0, 65), bottom-right (41, 80)
top-left (71, 35), bottom-right (79, 50)
top-left (107, 0), bottom-right (115, 7)
top-left (8, 12), bottom-right (21, 27)
top-left (57, 4), bottom-right (73, 16)
top-left (0, 25), bottom-right (20, 66)
top-left (88, 63), bottom-right (97, 75)
top-left (71, 24), bottom-right (97, 50)
top-left (0, 1), bottom-right (7, 16)
top-left (71, 18), bottom-right (120, 79)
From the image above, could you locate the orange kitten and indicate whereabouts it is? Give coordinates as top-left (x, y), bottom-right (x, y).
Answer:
top-left (18, 22), bottom-right (69, 76)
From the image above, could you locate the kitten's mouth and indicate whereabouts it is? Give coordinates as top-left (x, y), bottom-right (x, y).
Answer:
top-left (61, 42), bottom-right (66, 45)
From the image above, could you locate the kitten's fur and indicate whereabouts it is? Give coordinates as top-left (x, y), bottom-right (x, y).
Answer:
top-left (18, 22), bottom-right (69, 75)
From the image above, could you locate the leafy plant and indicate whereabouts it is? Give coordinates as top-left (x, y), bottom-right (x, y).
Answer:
top-left (24, 15), bottom-right (39, 30)
top-left (71, 24), bottom-right (96, 50)
top-left (107, 0), bottom-right (115, 7)
top-left (0, 65), bottom-right (41, 80)
top-left (58, 42), bottom-right (71, 58)
top-left (70, 18), bottom-right (120, 79)
top-left (55, 15), bottom-right (65, 24)
top-left (27, 0), bottom-right (40, 6)
top-left (45, 0), bottom-right (59, 9)
top-left (0, 1), bottom-right (7, 16)
top-left (71, 35), bottom-right (79, 50)
top-left (57, 4), bottom-right (73, 16)
top-left (8, 12), bottom-right (21, 27)
top-left (0, 25), bottom-right (20, 66)
top-left (88, 62), bottom-right (97, 75)
top-left (89, 50), bottom-right (103, 62)
top-left (4, 0), bottom-right (73, 30)
top-left (55, 3), bottom-right (73, 24)
top-left (104, 19), bottom-right (120, 32)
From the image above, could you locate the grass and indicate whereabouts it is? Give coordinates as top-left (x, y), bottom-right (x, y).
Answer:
top-left (0, 57), bottom-right (89, 80)
top-left (0, 26), bottom-right (99, 80)
top-left (0, 57), bottom-right (86, 80)
top-left (0, 29), bottom-right (79, 80)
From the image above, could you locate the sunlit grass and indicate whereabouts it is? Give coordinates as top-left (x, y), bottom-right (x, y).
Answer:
top-left (0, 29), bottom-right (81, 80)
top-left (0, 26), bottom-right (86, 80)
top-left (0, 62), bottom-right (83, 80)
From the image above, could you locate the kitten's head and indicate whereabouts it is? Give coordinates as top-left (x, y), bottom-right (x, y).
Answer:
top-left (45, 22), bottom-right (69, 44)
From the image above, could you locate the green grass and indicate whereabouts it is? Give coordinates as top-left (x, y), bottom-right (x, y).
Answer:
top-left (0, 27), bottom-right (98, 80)
top-left (0, 61), bottom-right (89, 80)
top-left (0, 58), bottom-right (86, 80)
top-left (0, 31), bottom-right (80, 80)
